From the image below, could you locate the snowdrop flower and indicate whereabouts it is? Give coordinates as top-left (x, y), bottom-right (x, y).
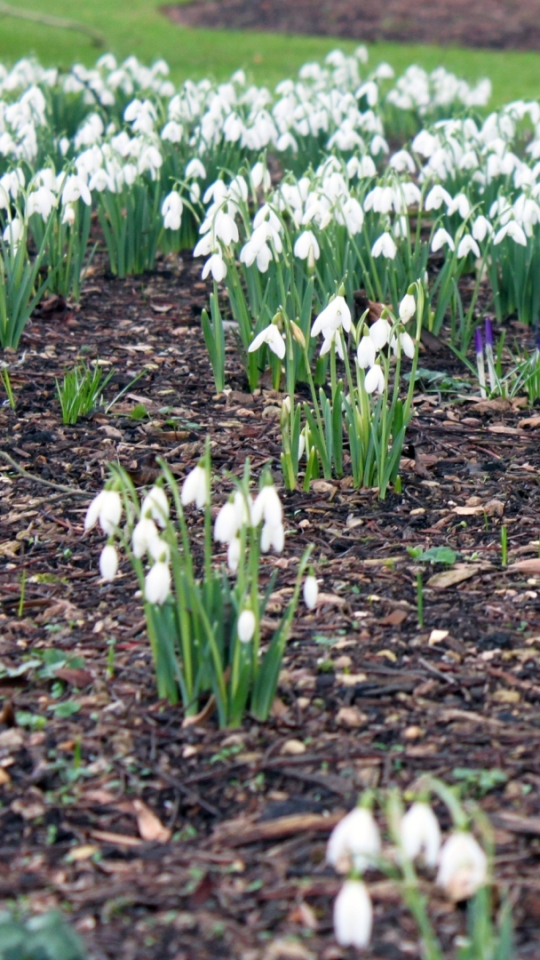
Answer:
top-left (141, 486), bottom-right (169, 528)
top-left (472, 215), bottom-right (493, 242)
top-left (303, 575), bottom-right (319, 610)
top-left (357, 335), bottom-right (376, 369)
top-left (147, 537), bottom-right (170, 564)
top-left (260, 520), bottom-right (285, 554)
top-left (369, 316), bottom-right (391, 349)
top-left (448, 192), bottom-right (471, 218)
top-left (311, 295), bottom-right (352, 338)
top-left (26, 186), bottom-right (57, 221)
top-left (248, 323), bottom-right (285, 360)
top-left (161, 191), bottom-right (183, 231)
top-left (333, 881), bottom-right (373, 950)
top-left (399, 293), bottom-right (416, 323)
top-left (252, 484), bottom-right (282, 529)
top-left (132, 517), bottom-right (160, 558)
top-left (227, 537), bottom-right (241, 574)
top-left (391, 331), bottom-right (415, 359)
top-left (371, 232), bottom-right (397, 260)
top-left (2, 217), bottom-right (24, 247)
top-left (431, 228), bottom-right (455, 253)
top-left (457, 234), bottom-right (480, 259)
top-left (364, 363), bottom-right (386, 394)
top-left (85, 490), bottom-right (122, 535)
top-left (294, 229), bottom-right (320, 262)
top-left (437, 831), bottom-right (488, 901)
top-left (99, 544), bottom-right (118, 581)
top-left (425, 184), bottom-right (452, 211)
top-left (237, 608), bottom-right (256, 643)
top-left (320, 328), bottom-right (345, 360)
top-left (214, 500), bottom-right (241, 544)
top-left (61, 204), bottom-right (76, 226)
top-left (493, 220), bottom-right (527, 246)
top-left (61, 174), bottom-right (91, 207)
top-left (181, 464), bottom-right (209, 509)
top-left (327, 807), bottom-right (381, 874)
top-left (185, 158), bottom-right (206, 179)
top-left (144, 561), bottom-right (171, 606)
top-left (399, 802), bottom-right (441, 868)
top-left (201, 253), bottom-right (227, 282)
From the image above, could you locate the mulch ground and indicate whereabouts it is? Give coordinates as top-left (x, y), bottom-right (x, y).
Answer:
top-left (165, 0), bottom-right (540, 51)
top-left (3, 247), bottom-right (540, 958)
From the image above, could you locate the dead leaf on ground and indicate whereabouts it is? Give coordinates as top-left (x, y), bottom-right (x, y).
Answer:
top-left (428, 563), bottom-right (492, 589)
top-left (132, 799), bottom-right (171, 843)
top-left (512, 558), bottom-right (540, 575)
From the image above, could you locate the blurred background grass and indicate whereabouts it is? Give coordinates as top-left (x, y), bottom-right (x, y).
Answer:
top-left (2, 0), bottom-right (540, 105)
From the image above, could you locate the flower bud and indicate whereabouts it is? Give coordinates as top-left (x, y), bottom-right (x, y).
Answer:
top-left (144, 561), bottom-right (171, 605)
top-left (132, 517), bottom-right (159, 558)
top-left (436, 831), bottom-right (488, 901)
top-left (333, 880), bottom-right (372, 949)
top-left (399, 293), bottom-right (416, 322)
top-left (181, 464), bottom-right (209, 509)
top-left (237, 608), bottom-right (256, 643)
top-left (303, 575), bottom-right (319, 610)
top-left (99, 544), bottom-right (118, 581)
top-left (289, 321), bottom-right (306, 349)
top-left (399, 802), bottom-right (441, 868)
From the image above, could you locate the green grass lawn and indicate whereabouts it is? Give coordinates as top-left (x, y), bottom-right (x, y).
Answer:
top-left (2, 0), bottom-right (540, 106)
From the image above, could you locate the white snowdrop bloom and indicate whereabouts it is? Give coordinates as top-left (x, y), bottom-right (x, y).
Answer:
top-left (161, 191), bottom-right (183, 231)
top-left (26, 186), bottom-right (57, 221)
top-left (294, 230), bottom-right (320, 261)
top-left (494, 220), bottom-right (527, 246)
top-left (147, 537), bottom-right (170, 564)
top-left (214, 500), bottom-right (240, 544)
top-left (391, 331), bottom-right (415, 359)
top-left (337, 196), bottom-right (364, 235)
top-left (390, 149), bottom-right (416, 174)
top-left (447, 192), bottom-right (471, 218)
top-left (99, 544), bottom-right (118, 582)
top-left (248, 324), bottom-right (285, 360)
top-left (327, 807), bottom-right (381, 874)
top-left (89, 169), bottom-right (110, 193)
top-left (431, 228), bottom-right (455, 253)
top-left (356, 80), bottom-right (379, 107)
top-left (85, 489), bottom-right (122, 535)
top-left (370, 134), bottom-right (389, 155)
top-left (320, 328), bottom-right (345, 361)
top-left (364, 364), bottom-right (386, 394)
top-left (144, 561), bottom-right (171, 606)
top-left (261, 520), bottom-right (285, 554)
top-left (61, 204), bottom-right (76, 226)
top-left (357, 335), bottom-right (376, 370)
top-left (250, 161), bottom-right (270, 190)
top-left (181, 465), bottom-right (208, 509)
top-left (252, 484), bottom-right (283, 529)
top-left (2, 217), bottom-right (24, 247)
top-left (141, 486), bottom-right (169, 528)
top-left (371, 232), bottom-right (397, 260)
top-left (400, 802), bottom-right (441, 868)
top-left (374, 61), bottom-right (394, 79)
top-left (201, 253), bottom-right (227, 282)
top-left (412, 129), bottom-right (438, 157)
top-left (161, 120), bottom-right (183, 143)
top-left (311, 296), bottom-right (352, 338)
top-left (472, 215), bottom-right (493, 242)
top-left (132, 517), bottom-right (160, 559)
top-left (369, 316), bottom-right (391, 349)
top-left (346, 154), bottom-right (376, 179)
top-left (61, 174), bottom-right (91, 207)
top-left (399, 293), bottom-right (416, 323)
top-left (333, 881), bottom-right (373, 950)
top-left (437, 832), bottom-right (488, 901)
top-left (227, 536), bottom-right (241, 574)
top-left (211, 210), bottom-right (238, 246)
top-left (185, 158), bottom-right (206, 180)
top-left (457, 234), bottom-right (481, 259)
top-left (425, 184), bottom-right (453, 211)
top-left (303, 575), bottom-right (319, 610)
top-left (237, 608), bottom-right (256, 643)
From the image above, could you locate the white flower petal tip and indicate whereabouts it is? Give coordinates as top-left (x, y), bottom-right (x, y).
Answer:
top-left (327, 807), bottom-right (381, 874)
top-left (400, 802), bottom-right (441, 868)
top-left (436, 831), bottom-right (488, 901)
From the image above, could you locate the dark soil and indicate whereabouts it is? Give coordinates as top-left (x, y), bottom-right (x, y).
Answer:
top-left (165, 0), bottom-right (540, 51)
top-left (3, 250), bottom-right (540, 958)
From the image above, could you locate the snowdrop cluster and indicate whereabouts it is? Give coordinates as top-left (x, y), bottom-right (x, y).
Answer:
top-left (84, 456), bottom-right (313, 726)
top-left (327, 789), bottom-right (490, 952)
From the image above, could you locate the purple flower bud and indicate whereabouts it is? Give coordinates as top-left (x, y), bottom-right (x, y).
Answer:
top-left (484, 316), bottom-right (493, 349)
top-left (475, 328), bottom-right (483, 355)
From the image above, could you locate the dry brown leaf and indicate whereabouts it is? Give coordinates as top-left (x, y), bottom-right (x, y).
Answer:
top-left (90, 829), bottom-right (144, 847)
top-left (310, 480), bottom-right (337, 497)
top-left (519, 416), bottom-right (540, 429)
top-left (132, 799), bottom-right (171, 843)
top-left (336, 706), bottom-right (368, 728)
top-left (280, 739), bottom-right (306, 756)
top-left (428, 563), bottom-right (491, 589)
top-left (379, 608), bottom-right (408, 626)
top-left (512, 558), bottom-right (540, 574)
